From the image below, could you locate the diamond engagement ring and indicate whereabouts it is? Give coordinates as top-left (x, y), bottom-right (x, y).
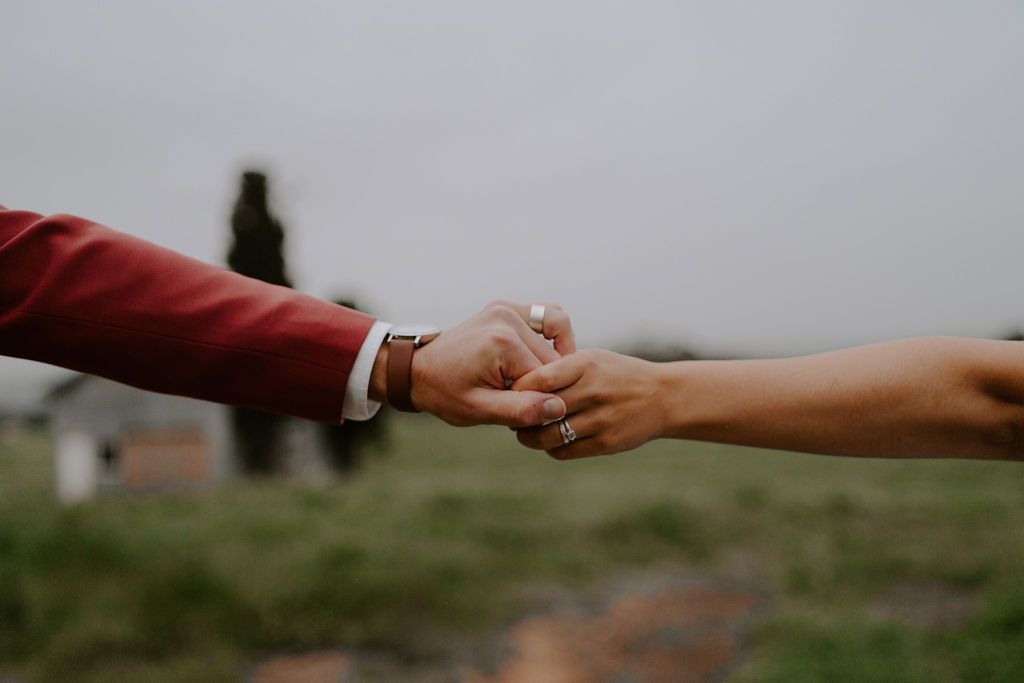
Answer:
top-left (558, 418), bottom-right (577, 445)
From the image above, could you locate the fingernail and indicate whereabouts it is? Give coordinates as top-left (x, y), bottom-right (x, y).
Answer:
top-left (542, 397), bottom-right (566, 421)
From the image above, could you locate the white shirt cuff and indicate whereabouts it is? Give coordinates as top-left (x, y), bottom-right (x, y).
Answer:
top-left (342, 320), bottom-right (392, 422)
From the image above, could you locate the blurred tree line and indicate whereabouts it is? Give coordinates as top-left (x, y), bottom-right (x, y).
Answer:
top-left (227, 171), bottom-right (387, 476)
top-left (628, 330), bottom-right (1024, 364)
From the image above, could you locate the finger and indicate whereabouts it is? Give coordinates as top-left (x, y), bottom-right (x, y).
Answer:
top-left (517, 411), bottom-right (600, 451)
top-left (481, 302), bottom-right (556, 376)
top-left (513, 318), bottom-right (560, 365)
top-left (495, 332), bottom-right (546, 387)
top-left (487, 300), bottom-right (576, 356)
top-left (510, 354), bottom-right (586, 394)
top-left (545, 438), bottom-right (607, 460)
top-left (512, 380), bottom-right (597, 428)
top-left (475, 388), bottom-right (567, 428)
top-left (541, 306), bottom-right (576, 355)
top-left (507, 381), bottom-right (594, 433)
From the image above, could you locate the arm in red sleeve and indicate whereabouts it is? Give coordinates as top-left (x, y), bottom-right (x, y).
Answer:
top-left (0, 206), bottom-right (375, 423)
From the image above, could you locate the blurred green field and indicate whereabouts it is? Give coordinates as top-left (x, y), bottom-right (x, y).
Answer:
top-left (1, 417), bottom-right (1023, 682)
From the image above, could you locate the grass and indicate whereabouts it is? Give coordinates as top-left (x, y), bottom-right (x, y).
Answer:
top-left (1, 417), bottom-right (1023, 681)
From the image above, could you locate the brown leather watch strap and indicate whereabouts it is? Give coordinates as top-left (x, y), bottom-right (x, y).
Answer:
top-left (386, 339), bottom-right (419, 413)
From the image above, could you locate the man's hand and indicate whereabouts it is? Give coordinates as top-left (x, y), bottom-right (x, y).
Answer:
top-left (370, 301), bottom-right (575, 427)
top-left (512, 349), bottom-right (668, 459)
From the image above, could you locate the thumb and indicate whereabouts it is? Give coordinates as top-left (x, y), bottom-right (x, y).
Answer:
top-left (472, 388), bottom-right (566, 428)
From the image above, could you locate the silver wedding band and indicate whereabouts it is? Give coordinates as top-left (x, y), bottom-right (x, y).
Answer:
top-left (528, 304), bottom-right (546, 334)
top-left (558, 418), bottom-right (577, 445)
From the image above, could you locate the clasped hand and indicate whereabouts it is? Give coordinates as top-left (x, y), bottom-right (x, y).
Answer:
top-left (370, 300), bottom-right (576, 427)
top-left (513, 349), bottom-right (666, 460)
top-left (376, 300), bottom-right (659, 459)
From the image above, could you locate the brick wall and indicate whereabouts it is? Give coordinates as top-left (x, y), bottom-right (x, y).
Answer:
top-left (121, 428), bottom-right (210, 488)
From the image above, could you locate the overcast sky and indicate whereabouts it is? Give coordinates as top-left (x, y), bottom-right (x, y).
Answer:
top-left (2, 1), bottom-right (1023, 409)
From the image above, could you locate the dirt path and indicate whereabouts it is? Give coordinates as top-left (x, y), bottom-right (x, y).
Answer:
top-left (462, 573), bottom-right (767, 683)
top-left (250, 568), bottom-right (769, 683)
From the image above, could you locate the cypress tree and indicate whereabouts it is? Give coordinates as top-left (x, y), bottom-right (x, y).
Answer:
top-left (227, 171), bottom-right (289, 473)
top-left (228, 171), bottom-right (291, 287)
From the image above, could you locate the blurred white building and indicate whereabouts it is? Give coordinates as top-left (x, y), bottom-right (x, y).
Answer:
top-left (47, 375), bottom-right (334, 504)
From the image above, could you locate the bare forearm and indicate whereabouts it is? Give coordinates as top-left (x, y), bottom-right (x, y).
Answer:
top-left (662, 337), bottom-right (1024, 460)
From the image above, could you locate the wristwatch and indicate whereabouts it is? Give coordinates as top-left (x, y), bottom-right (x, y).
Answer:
top-left (385, 323), bottom-right (442, 413)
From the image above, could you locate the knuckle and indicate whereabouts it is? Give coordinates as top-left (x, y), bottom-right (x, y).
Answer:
top-left (487, 326), bottom-right (516, 347)
top-left (485, 303), bottom-right (517, 322)
top-left (507, 402), bottom-right (535, 428)
top-left (987, 408), bottom-right (1024, 459)
top-left (582, 348), bottom-right (611, 369)
top-left (491, 401), bottom-right (513, 423)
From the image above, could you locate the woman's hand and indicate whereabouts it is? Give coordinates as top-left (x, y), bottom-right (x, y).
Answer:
top-left (515, 337), bottom-right (1024, 463)
top-left (512, 349), bottom-right (669, 459)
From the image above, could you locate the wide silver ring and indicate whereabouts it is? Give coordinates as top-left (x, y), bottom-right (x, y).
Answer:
top-left (528, 304), bottom-right (546, 334)
top-left (558, 419), bottom-right (577, 445)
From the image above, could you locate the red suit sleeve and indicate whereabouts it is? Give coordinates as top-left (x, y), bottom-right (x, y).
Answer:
top-left (0, 206), bottom-right (376, 423)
